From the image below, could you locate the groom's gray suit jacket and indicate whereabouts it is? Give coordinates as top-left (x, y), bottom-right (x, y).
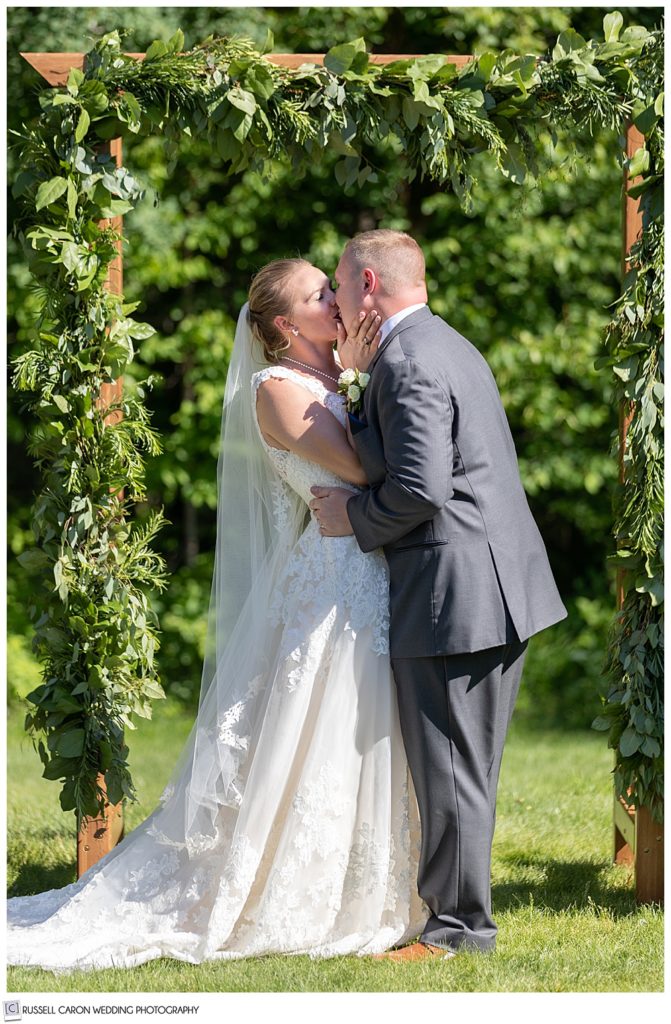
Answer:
top-left (346, 306), bottom-right (567, 658)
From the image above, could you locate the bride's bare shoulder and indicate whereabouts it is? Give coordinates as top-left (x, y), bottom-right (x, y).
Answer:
top-left (255, 370), bottom-right (322, 412)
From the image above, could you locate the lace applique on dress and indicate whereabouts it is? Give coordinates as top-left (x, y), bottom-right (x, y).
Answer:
top-left (251, 365), bottom-right (390, 655)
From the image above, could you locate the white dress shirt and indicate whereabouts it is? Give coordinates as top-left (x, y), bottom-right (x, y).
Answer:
top-left (378, 303), bottom-right (427, 346)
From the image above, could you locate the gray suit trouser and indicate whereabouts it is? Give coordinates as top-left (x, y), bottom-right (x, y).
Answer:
top-left (391, 634), bottom-right (528, 952)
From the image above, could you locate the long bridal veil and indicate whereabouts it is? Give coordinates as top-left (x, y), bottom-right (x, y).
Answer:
top-left (149, 303), bottom-right (308, 843)
top-left (15, 303), bottom-right (306, 885)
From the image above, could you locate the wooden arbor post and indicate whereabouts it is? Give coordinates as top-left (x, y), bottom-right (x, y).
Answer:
top-left (20, 54), bottom-right (129, 877)
top-left (612, 124), bottom-right (664, 905)
top-left (75, 136), bottom-right (126, 879)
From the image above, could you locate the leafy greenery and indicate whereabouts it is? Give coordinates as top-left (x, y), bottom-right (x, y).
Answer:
top-left (591, 28), bottom-right (663, 820)
top-left (8, 9), bottom-right (663, 825)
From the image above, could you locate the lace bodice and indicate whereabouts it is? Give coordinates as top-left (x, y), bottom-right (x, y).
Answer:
top-left (251, 365), bottom-right (358, 506)
top-left (251, 364), bottom-right (389, 656)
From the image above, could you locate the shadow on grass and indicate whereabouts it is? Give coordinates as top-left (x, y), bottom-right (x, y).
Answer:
top-left (10, 853), bottom-right (641, 917)
top-left (492, 853), bottom-right (642, 918)
top-left (9, 823), bottom-right (649, 922)
top-left (8, 859), bottom-right (76, 899)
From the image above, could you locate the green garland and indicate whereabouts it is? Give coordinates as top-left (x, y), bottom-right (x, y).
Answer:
top-left (11, 13), bottom-right (663, 827)
top-left (591, 29), bottom-right (664, 822)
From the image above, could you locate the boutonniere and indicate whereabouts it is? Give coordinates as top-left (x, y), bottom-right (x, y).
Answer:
top-left (337, 368), bottom-right (370, 416)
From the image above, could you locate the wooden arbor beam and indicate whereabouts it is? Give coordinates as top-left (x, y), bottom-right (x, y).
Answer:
top-left (20, 50), bottom-right (473, 84)
top-left (613, 123), bottom-right (664, 905)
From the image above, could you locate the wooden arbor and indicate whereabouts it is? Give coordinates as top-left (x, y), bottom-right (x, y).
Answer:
top-left (20, 47), bottom-right (662, 902)
top-left (612, 123), bottom-right (664, 904)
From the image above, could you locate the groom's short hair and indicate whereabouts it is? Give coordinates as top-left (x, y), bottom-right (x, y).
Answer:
top-left (343, 230), bottom-right (425, 294)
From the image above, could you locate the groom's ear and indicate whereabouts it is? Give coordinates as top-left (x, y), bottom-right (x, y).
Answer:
top-left (362, 268), bottom-right (377, 294)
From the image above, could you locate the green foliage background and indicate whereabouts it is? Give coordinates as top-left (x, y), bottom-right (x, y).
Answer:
top-left (6, 5), bottom-right (661, 742)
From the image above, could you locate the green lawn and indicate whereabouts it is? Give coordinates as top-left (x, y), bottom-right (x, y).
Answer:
top-left (6, 699), bottom-right (663, 992)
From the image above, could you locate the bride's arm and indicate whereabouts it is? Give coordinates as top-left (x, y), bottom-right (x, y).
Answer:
top-left (256, 377), bottom-right (368, 487)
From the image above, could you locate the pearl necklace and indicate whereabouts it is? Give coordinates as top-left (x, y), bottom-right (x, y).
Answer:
top-left (281, 356), bottom-right (340, 384)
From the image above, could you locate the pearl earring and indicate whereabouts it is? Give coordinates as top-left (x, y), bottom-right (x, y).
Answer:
top-left (291, 327), bottom-right (299, 336)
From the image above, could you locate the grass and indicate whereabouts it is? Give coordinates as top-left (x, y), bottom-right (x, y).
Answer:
top-left (6, 698), bottom-right (664, 993)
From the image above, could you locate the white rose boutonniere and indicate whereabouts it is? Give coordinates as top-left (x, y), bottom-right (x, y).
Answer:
top-left (338, 368), bottom-right (370, 415)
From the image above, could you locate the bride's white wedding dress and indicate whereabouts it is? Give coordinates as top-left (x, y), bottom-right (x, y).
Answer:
top-left (7, 365), bottom-right (425, 974)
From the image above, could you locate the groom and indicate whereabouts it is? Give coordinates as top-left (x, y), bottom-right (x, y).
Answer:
top-left (310, 229), bottom-right (567, 959)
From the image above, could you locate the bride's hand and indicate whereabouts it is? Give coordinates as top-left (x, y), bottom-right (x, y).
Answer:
top-left (336, 309), bottom-right (382, 372)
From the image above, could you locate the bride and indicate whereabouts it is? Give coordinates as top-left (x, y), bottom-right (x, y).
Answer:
top-left (7, 257), bottom-right (425, 973)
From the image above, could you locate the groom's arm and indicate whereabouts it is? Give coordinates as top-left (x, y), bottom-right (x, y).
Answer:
top-left (347, 359), bottom-right (453, 552)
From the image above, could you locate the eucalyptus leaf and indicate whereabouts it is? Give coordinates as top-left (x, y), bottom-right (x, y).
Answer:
top-left (232, 111), bottom-right (253, 142)
top-left (619, 726), bottom-right (643, 757)
top-left (227, 88), bottom-right (257, 115)
top-left (11, 170), bottom-right (37, 198)
top-left (61, 241), bottom-right (82, 274)
top-left (245, 63), bottom-right (276, 101)
top-left (402, 97), bottom-right (423, 131)
top-left (633, 103), bottom-right (658, 136)
top-left (52, 394), bottom-right (70, 413)
top-left (334, 159), bottom-right (348, 187)
top-left (144, 39), bottom-right (168, 62)
top-left (627, 146), bottom-right (650, 177)
top-left (66, 178), bottom-right (78, 220)
top-left (51, 93), bottom-right (77, 107)
top-left (59, 780), bottom-right (78, 812)
top-left (126, 320), bottom-right (156, 340)
top-left (73, 146), bottom-right (95, 175)
top-left (324, 39), bottom-right (366, 75)
top-left (641, 737), bottom-right (661, 758)
top-left (500, 142), bottom-right (526, 184)
top-left (67, 67), bottom-right (84, 96)
top-left (167, 28), bottom-right (184, 54)
top-left (603, 11), bottom-right (624, 43)
top-left (261, 28), bottom-right (275, 55)
top-left (35, 176), bottom-right (69, 211)
top-left (96, 198), bottom-right (134, 218)
top-left (42, 757), bottom-right (75, 781)
top-left (56, 728), bottom-right (85, 758)
top-left (216, 127), bottom-right (240, 162)
top-left (74, 107), bottom-right (90, 143)
top-left (17, 549), bottom-right (51, 572)
top-left (79, 85), bottom-right (109, 116)
top-left (553, 28), bottom-right (587, 61)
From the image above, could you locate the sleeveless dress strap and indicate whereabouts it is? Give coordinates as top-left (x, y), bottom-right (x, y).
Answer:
top-left (251, 365), bottom-right (330, 402)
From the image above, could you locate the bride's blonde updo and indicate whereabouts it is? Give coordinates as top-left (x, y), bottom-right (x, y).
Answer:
top-left (248, 258), bottom-right (311, 362)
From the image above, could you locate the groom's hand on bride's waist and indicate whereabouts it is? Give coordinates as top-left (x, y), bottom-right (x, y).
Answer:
top-left (309, 486), bottom-right (356, 536)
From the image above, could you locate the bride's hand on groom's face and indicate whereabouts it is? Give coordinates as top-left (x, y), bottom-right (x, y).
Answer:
top-left (336, 309), bottom-right (382, 371)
